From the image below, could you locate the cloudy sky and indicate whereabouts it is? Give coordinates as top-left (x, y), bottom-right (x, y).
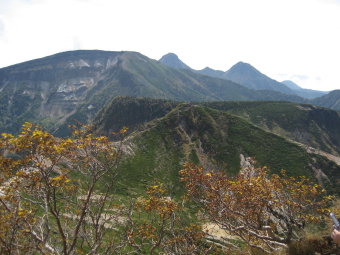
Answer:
top-left (0, 0), bottom-right (339, 91)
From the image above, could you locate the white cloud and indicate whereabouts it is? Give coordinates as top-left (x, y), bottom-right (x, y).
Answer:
top-left (0, 0), bottom-right (339, 91)
top-left (0, 18), bottom-right (5, 37)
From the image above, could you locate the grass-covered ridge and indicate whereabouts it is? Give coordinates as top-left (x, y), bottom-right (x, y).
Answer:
top-left (94, 97), bottom-right (340, 157)
top-left (112, 102), bottom-right (340, 195)
top-left (203, 101), bottom-right (340, 155)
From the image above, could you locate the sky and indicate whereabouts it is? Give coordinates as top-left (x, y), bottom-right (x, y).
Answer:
top-left (0, 0), bottom-right (339, 91)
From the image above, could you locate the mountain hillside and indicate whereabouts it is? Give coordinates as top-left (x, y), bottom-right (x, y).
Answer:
top-left (94, 97), bottom-right (340, 157)
top-left (0, 50), bottom-right (125, 133)
top-left (116, 103), bottom-right (340, 194)
top-left (94, 96), bottom-right (178, 137)
top-left (0, 50), bottom-right (306, 134)
top-left (203, 101), bottom-right (340, 156)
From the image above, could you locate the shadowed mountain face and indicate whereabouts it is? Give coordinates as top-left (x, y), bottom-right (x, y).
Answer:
top-left (0, 50), bottom-right (307, 134)
top-left (94, 96), bottom-right (178, 137)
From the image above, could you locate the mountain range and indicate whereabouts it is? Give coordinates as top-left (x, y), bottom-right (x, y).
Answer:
top-left (159, 53), bottom-right (328, 99)
top-left (0, 50), bottom-right (338, 135)
top-left (0, 50), bottom-right (303, 134)
top-left (0, 50), bottom-right (339, 194)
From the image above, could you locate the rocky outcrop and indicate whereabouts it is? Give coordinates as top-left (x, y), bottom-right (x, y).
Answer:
top-left (0, 50), bottom-right (124, 133)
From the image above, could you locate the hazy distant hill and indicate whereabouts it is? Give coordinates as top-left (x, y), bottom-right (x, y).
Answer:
top-left (197, 67), bottom-right (226, 79)
top-left (0, 50), bottom-right (306, 134)
top-left (310, 90), bottom-right (340, 111)
top-left (281, 80), bottom-right (301, 90)
top-left (282, 80), bottom-right (327, 99)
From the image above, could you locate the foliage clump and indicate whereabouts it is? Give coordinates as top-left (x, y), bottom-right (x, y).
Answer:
top-left (0, 122), bottom-right (335, 254)
top-left (0, 122), bottom-right (125, 254)
top-left (180, 160), bottom-right (333, 253)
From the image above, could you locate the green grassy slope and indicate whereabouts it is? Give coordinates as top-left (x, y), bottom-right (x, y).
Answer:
top-left (203, 101), bottom-right (340, 155)
top-left (93, 97), bottom-right (340, 157)
top-left (115, 103), bottom-right (340, 195)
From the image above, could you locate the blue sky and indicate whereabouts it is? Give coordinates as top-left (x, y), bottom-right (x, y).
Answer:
top-left (0, 0), bottom-right (339, 91)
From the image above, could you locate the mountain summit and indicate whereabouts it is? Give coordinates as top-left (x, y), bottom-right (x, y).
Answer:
top-left (224, 62), bottom-right (294, 94)
top-left (159, 53), bottom-right (191, 70)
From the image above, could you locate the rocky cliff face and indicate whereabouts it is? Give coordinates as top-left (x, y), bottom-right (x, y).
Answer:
top-left (0, 50), bottom-right (124, 132)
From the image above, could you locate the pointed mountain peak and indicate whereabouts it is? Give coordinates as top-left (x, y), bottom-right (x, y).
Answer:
top-left (202, 67), bottom-right (214, 71)
top-left (227, 61), bottom-right (260, 75)
top-left (160, 52), bottom-right (179, 59)
top-left (159, 53), bottom-right (191, 70)
top-left (225, 62), bottom-right (295, 94)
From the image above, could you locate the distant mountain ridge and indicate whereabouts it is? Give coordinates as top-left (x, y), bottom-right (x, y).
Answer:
top-left (281, 80), bottom-right (302, 91)
top-left (0, 50), bottom-right (308, 135)
top-left (0, 50), bottom-right (338, 135)
top-left (159, 53), bottom-right (332, 100)
top-left (282, 80), bottom-right (327, 99)
top-left (159, 54), bottom-right (296, 95)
